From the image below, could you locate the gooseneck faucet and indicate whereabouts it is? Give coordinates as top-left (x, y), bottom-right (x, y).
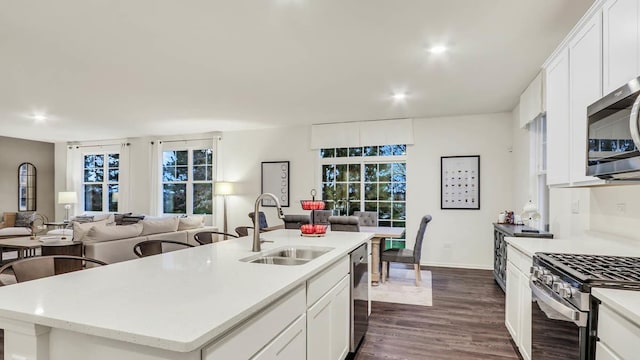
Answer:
top-left (252, 193), bottom-right (285, 252)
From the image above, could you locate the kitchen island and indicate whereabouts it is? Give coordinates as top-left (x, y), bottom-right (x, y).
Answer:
top-left (0, 229), bottom-right (372, 360)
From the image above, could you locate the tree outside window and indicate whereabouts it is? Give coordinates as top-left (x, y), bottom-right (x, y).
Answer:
top-left (162, 148), bottom-right (213, 215)
top-left (83, 153), bottom-right (119, 212)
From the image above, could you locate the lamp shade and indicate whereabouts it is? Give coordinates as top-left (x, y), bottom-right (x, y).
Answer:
top-left (58, 191), bottom-right (78, 204)
top-left (215, 182), bottom-right (234, 196)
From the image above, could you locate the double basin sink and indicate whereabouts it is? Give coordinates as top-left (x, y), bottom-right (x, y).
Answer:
top-left (240, 246), bottom-right (334, 266)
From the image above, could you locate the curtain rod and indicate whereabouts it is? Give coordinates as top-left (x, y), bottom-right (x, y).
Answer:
top-left (151, 137), bottom-right (218, 145)
top-left (68, 143), bottom-right (130, 149)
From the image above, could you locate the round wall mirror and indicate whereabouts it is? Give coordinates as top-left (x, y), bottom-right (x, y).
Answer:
top-left (18, 162), bottom-right (36, 211)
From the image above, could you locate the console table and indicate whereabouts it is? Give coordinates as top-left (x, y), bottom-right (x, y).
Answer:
top-left (493, 223), bottom-right (553, 292)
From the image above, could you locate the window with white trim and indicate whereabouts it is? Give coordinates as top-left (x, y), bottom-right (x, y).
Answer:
top-left (162, 148), bottom-right (214, 215)
top-left (320, 145), bottom-right (407, 248)
top-left (82, 153), bottom-right (119, 212)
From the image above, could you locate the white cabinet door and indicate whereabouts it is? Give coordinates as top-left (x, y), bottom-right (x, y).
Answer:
top-left (603, 0), bottom-right (640, 94)
top-left (569, 13), bottom-right (604, 184)
top-left (252, 315), bottom-right (307, 360)
top-left (307, 275), bottom-right (350, 360)
top-left (596, 342), bottom-right (622, 360)
top-left (518, 270), bottom-right (532, 360)
top-left (546, 47), bottom-right (571, 186)
top-left (505, 261), bottom-right (521, 341)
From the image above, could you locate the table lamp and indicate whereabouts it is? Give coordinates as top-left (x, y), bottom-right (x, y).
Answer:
top-left (215, 182), bottom-right (234, 239)
top-left (58, 191), bottom-right (78, 223)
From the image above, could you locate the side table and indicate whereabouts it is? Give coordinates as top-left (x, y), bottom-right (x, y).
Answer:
top-left (41, 241), bottom-right (83, 274)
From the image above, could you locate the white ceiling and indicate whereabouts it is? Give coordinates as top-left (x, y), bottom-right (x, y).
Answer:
top-left (0, 0), bottom-right (593, 142)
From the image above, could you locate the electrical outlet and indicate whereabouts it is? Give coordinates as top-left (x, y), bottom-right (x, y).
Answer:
top-left (571, 200), bottom-right (580, 214)
top-left (616, 203), bottom-right (627, 214)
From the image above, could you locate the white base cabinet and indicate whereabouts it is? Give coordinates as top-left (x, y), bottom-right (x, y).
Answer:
top-left (596, 304), bottom-right (640, 360)
top-left (252, 315), bottom-right (307, 360)
top-left (505, 244), bottom-right (533, 360)
top-left (307, 275), bottom-right (350, 360)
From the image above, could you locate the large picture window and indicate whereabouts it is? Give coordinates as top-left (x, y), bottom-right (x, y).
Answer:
top-left (83, 153), bottom-right (119, 212)
top-left (162, 148), bottom-right (213, 215)
top-left (320, 145), bottom-right (407, 248)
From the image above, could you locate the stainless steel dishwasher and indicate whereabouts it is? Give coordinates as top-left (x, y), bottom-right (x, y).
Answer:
top-left (350, 243), bottom-right (369, 353)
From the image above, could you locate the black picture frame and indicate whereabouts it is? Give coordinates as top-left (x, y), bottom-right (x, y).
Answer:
top-left (441, 155), bottom-right (480, 210)
top-left (261, 161), bottom-right (290, 207)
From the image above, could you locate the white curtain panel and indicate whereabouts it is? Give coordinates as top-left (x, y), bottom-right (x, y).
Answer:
top-left (65, 145), bottom-right (83, 217)
top-left (148, 140), bottom-right (162, 217)
top-left (118, 142), bottom-right (131, 212)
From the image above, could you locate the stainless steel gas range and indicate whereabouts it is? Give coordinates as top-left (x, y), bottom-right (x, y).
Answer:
top-left (530, 253), bottom-right (640, 360)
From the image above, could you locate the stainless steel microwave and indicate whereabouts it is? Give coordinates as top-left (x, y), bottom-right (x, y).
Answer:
top-left (586, 76), bottom-right (640, 180)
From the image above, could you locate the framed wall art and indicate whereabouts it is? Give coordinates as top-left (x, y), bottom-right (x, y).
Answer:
top-left (261, 161), bottom-right (290, 207)
top-left (441, 155), bottom-right (480, 210)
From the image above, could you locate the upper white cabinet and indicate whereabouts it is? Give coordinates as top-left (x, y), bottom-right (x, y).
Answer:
top-left (569, 13), bottom-right (604, 184)
top-left (603, 0), bottom-right (640, 94)
top-left (546, 48), bottom-right (571, 186)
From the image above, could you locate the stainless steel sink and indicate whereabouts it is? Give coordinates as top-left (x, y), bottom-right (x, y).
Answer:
top-left (241, 246), bottom-right (334, 266)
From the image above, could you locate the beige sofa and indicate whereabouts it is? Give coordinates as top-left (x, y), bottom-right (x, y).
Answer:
top-left (75, 216), bottom-right (217, 264)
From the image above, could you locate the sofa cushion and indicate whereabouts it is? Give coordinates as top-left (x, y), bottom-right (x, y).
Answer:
top-left (0, 227), bottom-right (32, 237)
top-left (84, 223), bottom-right (144, 243)
top-left (84, 235), bottom-right (148, 264)
top-left (140, 217), bottom-right (179, 236)
top-left (73, 218), bottom-right (111, 242)
top-left (15, 211), bottom-right (35, 227)
top-left (178, 216), bottom-right (205, 231)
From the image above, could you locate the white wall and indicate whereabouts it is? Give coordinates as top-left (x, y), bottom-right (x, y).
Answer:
top-left (408, 113), bottom-right (513, 269)
top-left (511, 104), bottom-right (531, 212)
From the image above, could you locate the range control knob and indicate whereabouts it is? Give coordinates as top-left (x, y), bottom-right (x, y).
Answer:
top-left (559, 286), bottom-right (577, 299)
top-left (552, 282), bottom-right (565, 292)
top-left (544, 275), bottom-right (559, 286)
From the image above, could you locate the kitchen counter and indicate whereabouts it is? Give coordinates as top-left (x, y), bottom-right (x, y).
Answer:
top-left (504, 231), bottom-right (640, 258)
top-left (0, 229), bottom-right (372, 354)
top-left (592, 288), bottom-right (640, 326)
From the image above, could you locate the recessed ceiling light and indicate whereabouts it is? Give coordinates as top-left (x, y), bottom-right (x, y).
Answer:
top-left (428, 45), bottom-right (448, 54)
top-left (32, 113), bottom-right (47, 122)
top-left (392, 92), bottom-right (407, 101)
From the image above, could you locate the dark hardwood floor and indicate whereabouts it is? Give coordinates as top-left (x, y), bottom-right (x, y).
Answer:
top-left (0, 268), bottom-right (520, 360)
top-left (355, 266), bottom-right (523, 360)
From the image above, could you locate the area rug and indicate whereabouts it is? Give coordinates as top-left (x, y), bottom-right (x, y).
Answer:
top-left (371, 269), bottom-right (432, 306)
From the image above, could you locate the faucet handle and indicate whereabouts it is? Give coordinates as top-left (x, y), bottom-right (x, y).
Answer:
top-left (278, 207), bottom-right (285, 219)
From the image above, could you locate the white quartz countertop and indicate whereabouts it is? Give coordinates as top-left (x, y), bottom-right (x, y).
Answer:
top-left (0, 229), bottom-right (372, 352)
top-left (504, 231), bottom-right (640, 258)
top-left (592, 288), bottom-right (640, 326)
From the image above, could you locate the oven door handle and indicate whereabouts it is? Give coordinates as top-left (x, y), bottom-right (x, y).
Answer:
top-left (530, 280), bottom-right (587, 327)
top-left (629, 93), bottom-right (640, 150)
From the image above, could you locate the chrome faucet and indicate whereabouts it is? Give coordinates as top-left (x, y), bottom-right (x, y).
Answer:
top-left (252, 193), bottom-right (285, 252)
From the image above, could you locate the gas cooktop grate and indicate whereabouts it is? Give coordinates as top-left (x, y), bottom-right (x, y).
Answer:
top-left (542, 253), bottom-right (640, 283)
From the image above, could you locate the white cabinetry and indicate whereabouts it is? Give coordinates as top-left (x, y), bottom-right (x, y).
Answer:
top-left (253, 315), bottom-right (307, 360)
top-left (306, 257), bottom-right (350, 360)
top-left (546, 47), bottom-right (571, 186)
top-left (505, 244), bottom-right (533, 360)
top-left (596, 304), bottom-right (640, 360)
top-left (203, 285), bottom-right (306, 360)
top-left (307, 276), bottom-right (350, 360)
top-left (569, 13), bottom-right (604, 185)
top-left (603, 0), bottom-right (640, 94)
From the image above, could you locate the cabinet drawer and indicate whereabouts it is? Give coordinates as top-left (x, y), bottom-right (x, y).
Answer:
top-left (307, 256), bottom-right (349, 307)
top-left (507, 244), bottom-right (532, 274)
top-left (598, 305), bottom-right (640, 360)
top-left (251, 314), bottom-right (306, 360)
top-left (596, 342), bottom-right (621, 360)
top-left (203, 285), bottom-right (306, 360)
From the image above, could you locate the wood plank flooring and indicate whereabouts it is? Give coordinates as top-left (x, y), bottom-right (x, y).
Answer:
top-left (0, 267), bottom-right (520, 360)
top-left (355, 266), bottom-right (523, 360)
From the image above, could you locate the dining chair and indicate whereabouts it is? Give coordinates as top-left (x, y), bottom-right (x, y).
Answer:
top-left (283, 214), bottom-right (310, 229)
top-left (381, 215), bottom-right (432, 286)
top-left (329, 216), bottom-right (360, 232)
top-left (0, 255), bottom-right (107, 285)
top-left (194, 231), bottom-right (238, 245)
top-left (312, 210), bottom-right (334, 225)
top-left (248, 212), bottom-right (284, 231)
top-left (133, 240), bottom-right (195, 258)
top-left (354, 211), bottom-right (378, 226)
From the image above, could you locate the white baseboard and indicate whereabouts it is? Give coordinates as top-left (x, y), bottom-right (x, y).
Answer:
top-left (420, 261), bottom-right (493, 271)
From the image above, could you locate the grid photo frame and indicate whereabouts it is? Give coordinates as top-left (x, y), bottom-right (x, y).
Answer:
top-left (441, 155), bottom-right (480, 210)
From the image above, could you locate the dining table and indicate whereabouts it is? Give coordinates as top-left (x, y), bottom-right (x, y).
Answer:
top-left (360, 226), bottom-right (406, 286)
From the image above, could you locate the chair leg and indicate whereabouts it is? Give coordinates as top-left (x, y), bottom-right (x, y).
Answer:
top-left (414, 263), bottom-right (422, 286)
top-left (381, 261), bottom-right (387, 283)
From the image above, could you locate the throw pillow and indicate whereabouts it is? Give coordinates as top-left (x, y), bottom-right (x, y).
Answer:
top-left (114, 212), bottom-right (133, 225)
top-left (15, 211), bottom-right (35, 227)
top-left (0, 227), bottom-right (32, 236)
top-left (72, 218), bottom-right (111, 242)
top-left (140, 217), bottom-right (179, 236)
top-left (84, 223), bottom-right (143, 243)
top-left (178, 215), bottom-right (205, 231)
top-left (72, 215), bottom-right (95, 224)
top-left (121, 215), bottom-right (145, 225)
